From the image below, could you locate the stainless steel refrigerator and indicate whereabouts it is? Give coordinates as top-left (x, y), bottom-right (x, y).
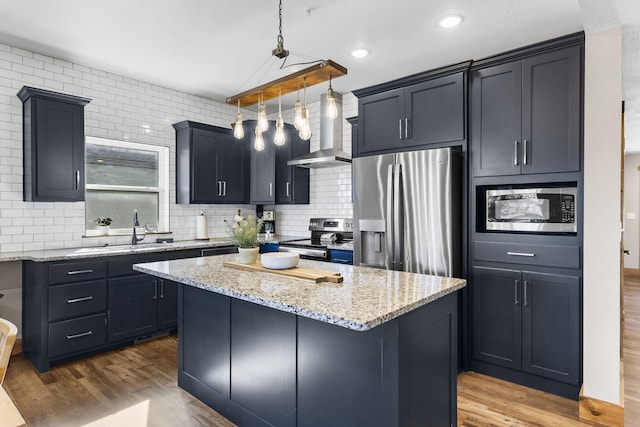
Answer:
top-left (353, 147), bottom-right (461, 277)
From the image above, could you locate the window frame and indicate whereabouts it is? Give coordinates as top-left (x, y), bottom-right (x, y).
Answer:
top-left (84, 136), bottom-right (170, 236)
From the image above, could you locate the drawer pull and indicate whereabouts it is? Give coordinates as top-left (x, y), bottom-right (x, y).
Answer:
top-left (67, 296), bottom-right (93, 304)
top-left (66, 331), bottom-right (93, 340)
top-left (67, 269), bottom-right (94, 275)
top-left (506, 251), bottom-right (535, 257)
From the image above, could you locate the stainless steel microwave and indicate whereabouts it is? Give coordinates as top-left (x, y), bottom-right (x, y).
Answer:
top-left (486, 187), bottom-right (577, 233)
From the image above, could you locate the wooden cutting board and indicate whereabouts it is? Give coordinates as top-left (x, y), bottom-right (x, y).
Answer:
top-left (223, 261), bottom-right (343, 283)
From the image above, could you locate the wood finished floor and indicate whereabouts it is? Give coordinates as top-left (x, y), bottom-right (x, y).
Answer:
top-left (5, 274), bottom-right (639, 427)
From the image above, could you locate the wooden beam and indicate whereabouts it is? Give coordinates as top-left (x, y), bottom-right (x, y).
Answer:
top-left (226, 60), bottom-right (347, 107)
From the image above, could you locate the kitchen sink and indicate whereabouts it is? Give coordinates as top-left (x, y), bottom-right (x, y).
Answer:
top-left (68, 242), bottom-right (177, 256)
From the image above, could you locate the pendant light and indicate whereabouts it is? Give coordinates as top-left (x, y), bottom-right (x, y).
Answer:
top-left (293, 87), bottom-right (303, 130)
top-left (274, 89), bottom-right (286, 146)
top-left (325, 76), bottom-right (339, 120)
top-left (233, 100), bottom-right (244, 139)
top-left (299, 79), bottom-right (312, 140)
top-left (254, 128), bottom-right (265, 151)
top-left (257, 94), bottom-right (269, 132)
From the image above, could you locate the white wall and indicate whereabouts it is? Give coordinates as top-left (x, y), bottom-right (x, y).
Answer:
top-left (583, 27), bottom-right (623, 405)
top-left (624, 153), bottom-right (640, 269)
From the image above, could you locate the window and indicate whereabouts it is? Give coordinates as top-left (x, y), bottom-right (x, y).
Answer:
top-left (85, 137), bottom-right (169, 236)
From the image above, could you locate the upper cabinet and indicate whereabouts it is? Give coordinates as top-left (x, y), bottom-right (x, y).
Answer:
top-left (353, 67), bottom-right (467, 157)
top-left (174, 120), bottom-right (249, 204)
top-left (248, 121), bottom-right (310, 205)
top-left (471, 45), bottom-right (582, 177)
top-left (18, 86), bottom-right (91, 202)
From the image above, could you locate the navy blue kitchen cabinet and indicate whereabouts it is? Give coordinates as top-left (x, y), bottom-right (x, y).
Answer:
top-left (248, 121), bottom-right (310, 205)
top-left (275, 124), bottom-right (310, 204)
top-left (22, 249), bottom-right (199, 372)
top-left (472, 265), bottom-right (581, 396)
top-left (329, 249), bottom-right (353, 265)
top-left (18, 86), bottom-right (91, 202)
top-left (353, 67), bottom-right (468, 157)
top-left (174, 120), bottom-right (249, 204)
top-left (471, 44), bottom-right (582, 177)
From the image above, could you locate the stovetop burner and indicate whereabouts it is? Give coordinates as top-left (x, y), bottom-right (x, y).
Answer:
top-left (278, 218), bottom-right (353, 260)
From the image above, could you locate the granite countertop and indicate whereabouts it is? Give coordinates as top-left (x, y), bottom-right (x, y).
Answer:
top-left (0, 238), bottom-right (236, 262)
top-left (133, 254), bottom-right (466, 331)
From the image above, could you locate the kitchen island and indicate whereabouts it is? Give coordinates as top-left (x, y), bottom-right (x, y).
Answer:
top-left (134, 254), bottom-right (466, 427)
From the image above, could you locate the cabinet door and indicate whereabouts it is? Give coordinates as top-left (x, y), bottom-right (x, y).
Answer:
top-left (521, 46), bottom-right (581, 174)
top-left (217, 133), bottom-right (248, 203)
top-left (250, 131), bottom-right (276, 204)
top-left (108, 275), bottom-right (157, 342)
top-left (157, 279), bottom-right (178, 330)
top-left (191, 128), bottom-right (221, 203)
top-left (357, 88), bottom-right (404, 155)
top-left (471, 62), bottom-right (523, 177)
top-left (275, 130), bottom-right (310, 204)
top-left (472, 267), bottom-right (522, 370)
top-left (33, 98), bottom-right (85, 201)
top-left (405, 73), bottom-right (465, 147)
top-left (521, 271), bottom-right (580, 384)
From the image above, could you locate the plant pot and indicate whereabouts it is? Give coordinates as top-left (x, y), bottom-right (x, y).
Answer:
top-left (97, 225), bottom-right (110, 235)
top-left (237, 247), bottom-right (259, 264)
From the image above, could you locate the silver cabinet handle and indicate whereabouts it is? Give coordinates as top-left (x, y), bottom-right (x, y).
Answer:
top-left (524, 280), bottom-right (529, 307)
top-left (523, 139), bottom-right (528, 165)
top-left (159, 279), bottom-right (164, 299)
top-left (67, 331), bottom-right (93, 340)
top-left (67, 296), bottom-right (93, 304)
top-left (153, 280), bottom-right (158, 300)
top-left (75, 170), bottom-right (80, 190)
top-left (507, 251), bottom-right (535, 257)
top-left (514, 280), bottom-right (519, 305)
top-left (404, 118), bottom-right (409, 139)
top-left (223, 181), bottom-right (227, 196)
top-left (398, 119), bottom-right (403, 140)
top-left (269, 182), bottom-right (273, 197)
top-left (514, 141), bottom-right (519, 166)
top-left (218, 181), bottom-right (222, 196)
top-left (286, 182), bottom-right (290, 197)
top-left (67, 269), bottom-right (94, 275)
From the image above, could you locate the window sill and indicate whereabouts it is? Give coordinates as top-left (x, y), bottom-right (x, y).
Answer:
top-left (82, 231), bottom-right (173, 238)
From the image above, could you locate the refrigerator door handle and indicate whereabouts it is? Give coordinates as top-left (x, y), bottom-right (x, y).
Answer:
top-left (386, 164), bottom-right (394, 269)
top-left (394, 163), bottom-right (403, 271)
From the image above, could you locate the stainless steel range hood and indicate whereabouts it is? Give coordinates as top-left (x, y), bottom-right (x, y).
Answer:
top-left (287, 92), bottom-right (352, 168)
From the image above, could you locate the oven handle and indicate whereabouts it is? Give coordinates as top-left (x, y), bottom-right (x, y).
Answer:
top-left (279, 246), bottom-right (328, 259)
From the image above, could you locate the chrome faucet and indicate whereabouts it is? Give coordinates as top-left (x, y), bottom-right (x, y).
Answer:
top-left (132, 209), bottom-right (144, 245)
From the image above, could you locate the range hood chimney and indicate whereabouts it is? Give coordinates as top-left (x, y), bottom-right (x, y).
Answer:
top-left (287, 92), bottom-right (352, 168)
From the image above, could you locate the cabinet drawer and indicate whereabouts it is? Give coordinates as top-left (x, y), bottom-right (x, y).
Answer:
top-left (48, 260), bottom-right (107, 285)
top-left (49, 280), bottom-right (107, 322)
top-left (474, 241), bottom-right (580, 269)
top-left (48, 314), bottom-right (107, 358)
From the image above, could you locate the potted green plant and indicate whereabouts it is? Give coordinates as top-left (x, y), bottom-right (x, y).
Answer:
top-left (94, 217), bottom-right (112, 235)
top-left (229, 215), bottom-right (263, 264)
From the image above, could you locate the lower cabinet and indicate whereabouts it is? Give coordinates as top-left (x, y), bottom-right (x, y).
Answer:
top-left (472, 266), bottom-right (580, 387)
top-left (109, 275), bottom-right (179, 342)
top-left (22, 248), bottom-right (200, 372)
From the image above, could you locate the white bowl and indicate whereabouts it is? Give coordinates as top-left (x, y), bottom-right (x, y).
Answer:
top-left (261, 252), bottom-right (299, 270)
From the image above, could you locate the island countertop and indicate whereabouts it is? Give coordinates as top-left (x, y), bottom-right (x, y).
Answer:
top-left (133, 253), bottom-right (466, 331)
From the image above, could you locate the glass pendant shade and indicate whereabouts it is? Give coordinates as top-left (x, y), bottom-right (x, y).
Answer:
top-left (274, 117), bottom-right (286, 146)
top-left (293, 98), bottom-right (303, 130)
top-left (299, 107), bottom-right (312, 140)
top-left (325, 87), bottom-right (339, 120)
top-left (257, 101), bottom-right (269, 132)
top-left (254, 129), bottom-right (265, 151)
top-left (233, 112), bottom-right (245, 139)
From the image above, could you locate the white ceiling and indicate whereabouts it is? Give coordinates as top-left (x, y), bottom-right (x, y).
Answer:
top-left (0, 0), bottom-right (638, 149)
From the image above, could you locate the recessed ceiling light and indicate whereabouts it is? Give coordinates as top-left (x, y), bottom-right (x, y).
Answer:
top-left (351, 48), bottom-right (370, 59)
top-left (438, 14), bottom-right (463, 29)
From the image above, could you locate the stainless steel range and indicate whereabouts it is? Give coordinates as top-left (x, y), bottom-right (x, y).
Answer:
top-left (278, 218), bottom-right (353, 261)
